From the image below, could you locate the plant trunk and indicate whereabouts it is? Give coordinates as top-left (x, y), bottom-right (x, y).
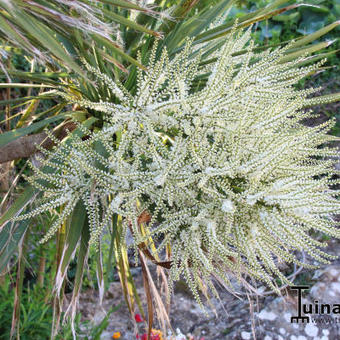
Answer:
top-left (37, 247), bottom-right (46, 288)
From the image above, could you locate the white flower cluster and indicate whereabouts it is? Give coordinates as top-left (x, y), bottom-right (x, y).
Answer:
top-left (15, 29), bottom-right (340, 302)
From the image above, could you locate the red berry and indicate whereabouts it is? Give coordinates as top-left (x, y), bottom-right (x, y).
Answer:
top-left (135, 314), bottom-right (143, 323)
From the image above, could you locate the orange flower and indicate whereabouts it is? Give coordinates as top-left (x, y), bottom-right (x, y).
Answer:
top-left (151, 329), bottom-right (163, 340)
top-left (112, 332), bottom-right (121, 339)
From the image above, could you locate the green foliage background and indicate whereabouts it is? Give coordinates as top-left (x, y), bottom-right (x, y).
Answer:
top-left (235, 0), bottom-right (340, 134)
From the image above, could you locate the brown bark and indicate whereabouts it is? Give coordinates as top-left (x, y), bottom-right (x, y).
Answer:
top-left (0, 121), bottom-right (77, 164)
top-left (0, 132), bottom-right (52, 163)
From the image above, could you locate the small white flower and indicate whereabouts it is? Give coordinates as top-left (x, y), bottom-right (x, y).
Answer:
top-left (189, 220), bottom-right (199, 232)
top-left (207, 221), bottom-right (217, 235)
top-left (246, 192), bottom-right (264, 206)
top-left (112, 195), bottom-right (122, 209)
top-left (128, 120), bottom-right (137, 130)
top-left (205, 167), bottom-right (216, 175)
top-left (221, 199), bottom-right (234, 213)
top-left (292, 207), bottom-right (310, 216)
top-left (154, 174), bottom-right (166, 186)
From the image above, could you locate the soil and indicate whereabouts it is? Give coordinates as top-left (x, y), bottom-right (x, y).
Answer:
top-left (68, 238), bottom-right (340, 340)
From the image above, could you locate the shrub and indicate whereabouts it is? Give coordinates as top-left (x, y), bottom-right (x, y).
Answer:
top-left (13, 29), bottom-right (340, 307)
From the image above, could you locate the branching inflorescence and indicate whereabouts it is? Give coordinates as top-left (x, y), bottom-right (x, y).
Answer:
top-left (14, 29), bottom-right (340, 303)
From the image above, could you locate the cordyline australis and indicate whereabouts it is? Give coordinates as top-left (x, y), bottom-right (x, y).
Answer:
top-left (12, 28), bottom-right (340, 308)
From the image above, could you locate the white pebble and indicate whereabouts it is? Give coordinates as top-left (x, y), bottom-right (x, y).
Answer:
top-left (330, 268), bottom-right (339, 277)
top-left (258, 309), bottom-right (277, 321)
top-left (331, 282), bottom-right (340, 293)
top-left (241, 331), bottom-right (251, 340)
top-left (305, 323), bottom-right (319, 337)
top-left (284, 312), bottom-right (292, 322)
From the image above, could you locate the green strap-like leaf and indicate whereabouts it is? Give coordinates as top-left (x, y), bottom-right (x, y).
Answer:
top-left (91, 34), bottom-right (146, 70)
top-left (74, 220), bottom-right (90, 287)
top-left (279, 41), bottom-right (335, 63)
top-left (101, 8), bottom-right (161, 37)
top-left (0, 220), bottom-right (30, 273)
top-left (58, 202), bottom-right (86, 277)
top-left (193, 4), bottom-right (301, 44)
top-left (0, 14), bottom-right (35, 53)
top-left (0, 114), bottom-right (67, 147)
top-left (0, 186), bottom-right (36, 227)
top-left (98, 0), bottom-right (155, 11)
top-left (164, 0), bottom-right (234, 53)
top-left (6, 7), bottom-right (87, 77)
top-left (0, 71), bottom-right (69, 85)
top-left (290, 21), bottom-right (340, 49)
top-left (0, 92), bottom-right (57, 107)
top-left (0, 83), bottom-right (56, 88)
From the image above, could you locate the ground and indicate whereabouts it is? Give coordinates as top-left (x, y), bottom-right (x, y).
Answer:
top-left (66, 238), bottom-right (340, 340)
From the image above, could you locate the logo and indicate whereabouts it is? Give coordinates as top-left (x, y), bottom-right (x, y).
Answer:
top-left (290, 285), bottom-right (340, 324)
top-left (291, 286), bottom-right (310, 323)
